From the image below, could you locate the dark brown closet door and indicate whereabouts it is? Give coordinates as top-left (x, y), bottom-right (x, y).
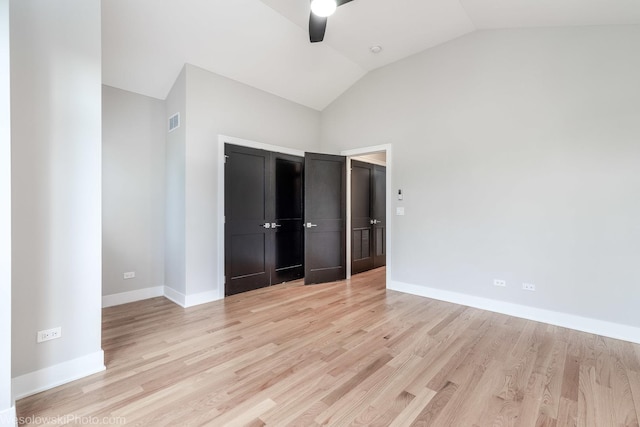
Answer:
top-left (304, 152), bottom-right (346, 285)
top-left (224, 144), bottom-right (272, 296)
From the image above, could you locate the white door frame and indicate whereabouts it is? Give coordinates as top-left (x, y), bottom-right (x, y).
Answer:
top-left (341, 144), bottom-right (392, 287)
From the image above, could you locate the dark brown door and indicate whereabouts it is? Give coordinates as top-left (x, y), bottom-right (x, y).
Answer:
top-left (304, 152), bottom-right (346, 285)
top-left (225, 144), bottom-right (272, 296)
top-left (273, 153), bottom-right (304, 283)
top-left (225, 144), bottom-right (304, 296)
top-left (351, 160), bottom-right (386, 275)
top-left (351, 160), bottom-right (374, 274)
top-left (372, 164), bottom-right (386, 268)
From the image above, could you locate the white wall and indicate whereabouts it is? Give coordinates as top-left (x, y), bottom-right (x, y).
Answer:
top-left (10, 0), bottom-right (104, 392)
top-left (102, 86), bottom-right (165, 300)
top-left (182, 64), bottom-right (321, 301)
top-left (165, 67), bottom-right (187, 296)
top-left (0, 0), bottom-right (14, 422)
top-left (321, 27), bottom-right (640, 331)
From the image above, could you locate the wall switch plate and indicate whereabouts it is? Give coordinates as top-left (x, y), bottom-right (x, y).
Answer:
top-left (396, 207), bottom-right (405, 216)
top-left (493, 279), bottom-right (506, 287)
top-left (522, 283), bottom-right (536, 291)
top-left (37, 327), bottom-right (62, 343)
top-left (124, 272), bottom-right (135, 279)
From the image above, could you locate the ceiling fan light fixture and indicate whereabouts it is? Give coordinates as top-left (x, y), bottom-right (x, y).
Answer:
top-left (311, 0), bottom-right (337, 17)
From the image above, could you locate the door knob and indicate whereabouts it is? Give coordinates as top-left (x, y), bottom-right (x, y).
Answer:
top-left (305, 222), bottom-right (318, 228)
top-left (271, 223), bottom-right (282, 228)
top-left (261, 222), bottom-right (271, 229)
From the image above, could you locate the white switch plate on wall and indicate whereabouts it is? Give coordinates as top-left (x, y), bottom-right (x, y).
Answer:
top-left (396, 207), bottom-right (405, 216)
top-left (124, 272), bottom-right (135, 279)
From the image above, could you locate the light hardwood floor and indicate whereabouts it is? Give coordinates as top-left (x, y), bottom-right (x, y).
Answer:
top-left (17, 267), bottom-right (640, 426)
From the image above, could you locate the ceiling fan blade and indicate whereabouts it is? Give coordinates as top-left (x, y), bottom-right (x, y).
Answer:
top-left (336, 0), bottom-right (353, 5)
top-left (309, 13), bottom-right (327, 43)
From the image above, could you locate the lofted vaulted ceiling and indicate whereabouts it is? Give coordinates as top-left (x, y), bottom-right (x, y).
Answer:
top-left (102, 0), bottom-right (640, 110)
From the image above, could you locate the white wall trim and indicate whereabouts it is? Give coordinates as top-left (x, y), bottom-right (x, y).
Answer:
top-left (217, 137), bottom-right (226, 301)
top-left (219, 135), bottom-right (305, 157)
top-left (102, 286), bottom-right (219, 309)
top-left (341, 144), bottom-right (392, 283)
top-left (163, 286), bottom-right (186, 307)
top-left (351, 156), bottom-right (387, 167)
top-left (345, 156), bottom-right (352, 278)
top-left (389, 280), bottom-right (640, 345)
top-left (184, 290), bottom-right (219, 308)
top-left (102, 286), bottom-right (164, 308)
top-left (0, 406), bottom-right (16, 427)
top-left (341, 144), bottom-right (391, 157)
top-left (12, 351), bottom-right (105, 400)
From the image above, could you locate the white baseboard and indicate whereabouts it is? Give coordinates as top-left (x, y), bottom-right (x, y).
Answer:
top-left (104, 286), bottom-right (221, 310)
top-left (184, 290), bottom-right (219, 308)
top-left (12, 350), bottom-right (105, 400)
top-left (0, 406), bottom-right (16, 427)
top-left (163, 287), bottom-right (219, 308)
top-left (388, 280), bottom-right (640, 345)
top-left (163, 286), bottom-right (186, 307)
top-left (102, 286), bottom-right (164, 308)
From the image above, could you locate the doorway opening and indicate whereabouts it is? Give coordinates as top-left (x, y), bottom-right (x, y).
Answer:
top-left (341, 145), bottom-right (392, 289)
top-left (350, 155), bottom-right (386, 276)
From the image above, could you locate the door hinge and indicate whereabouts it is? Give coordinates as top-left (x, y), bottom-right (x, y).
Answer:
top-left (224, 155), bottom-right (229, 164)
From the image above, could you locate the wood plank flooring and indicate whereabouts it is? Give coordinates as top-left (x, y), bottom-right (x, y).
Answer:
top-left (16, 267), bottom-right (640, 426)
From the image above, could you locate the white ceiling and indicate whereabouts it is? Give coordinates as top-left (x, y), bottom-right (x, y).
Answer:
top-left (102, 0), bottom-right (640, 111)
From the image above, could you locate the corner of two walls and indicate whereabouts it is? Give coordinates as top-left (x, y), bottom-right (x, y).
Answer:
top-left (163, 66), bottom-right (187, 305)
top-left (320, 26), bottom-right (640, 343)
top-left (102, 67), bottom-right (186, 308)
top-left (101, 85), bottom-right (167, 308)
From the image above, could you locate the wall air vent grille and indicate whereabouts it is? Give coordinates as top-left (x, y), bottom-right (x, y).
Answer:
top-left (168, 113), bottom-right (180, 132)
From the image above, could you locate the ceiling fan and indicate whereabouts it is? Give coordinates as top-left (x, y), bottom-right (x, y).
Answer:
top-left (309, 0), bottom-right (353, 43)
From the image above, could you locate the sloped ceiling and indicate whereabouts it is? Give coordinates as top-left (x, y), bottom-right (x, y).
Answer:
top-left (102, 0), bottom-right (640, 110)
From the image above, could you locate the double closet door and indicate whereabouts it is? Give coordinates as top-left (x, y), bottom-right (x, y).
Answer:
top-left (225, 144), bottom-right (304, 296)
top-left (351, 160), bottom-right (386, 275)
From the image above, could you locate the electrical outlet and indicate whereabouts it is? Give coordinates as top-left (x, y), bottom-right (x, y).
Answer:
top-left (522, 283), bottom-right (536, 291)
top-left (493, 279), bottom-right (506, 287)
top-left (123, 272), bottom-right (135, 279)
top-left (37, 327), bottom-right (62, 343)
